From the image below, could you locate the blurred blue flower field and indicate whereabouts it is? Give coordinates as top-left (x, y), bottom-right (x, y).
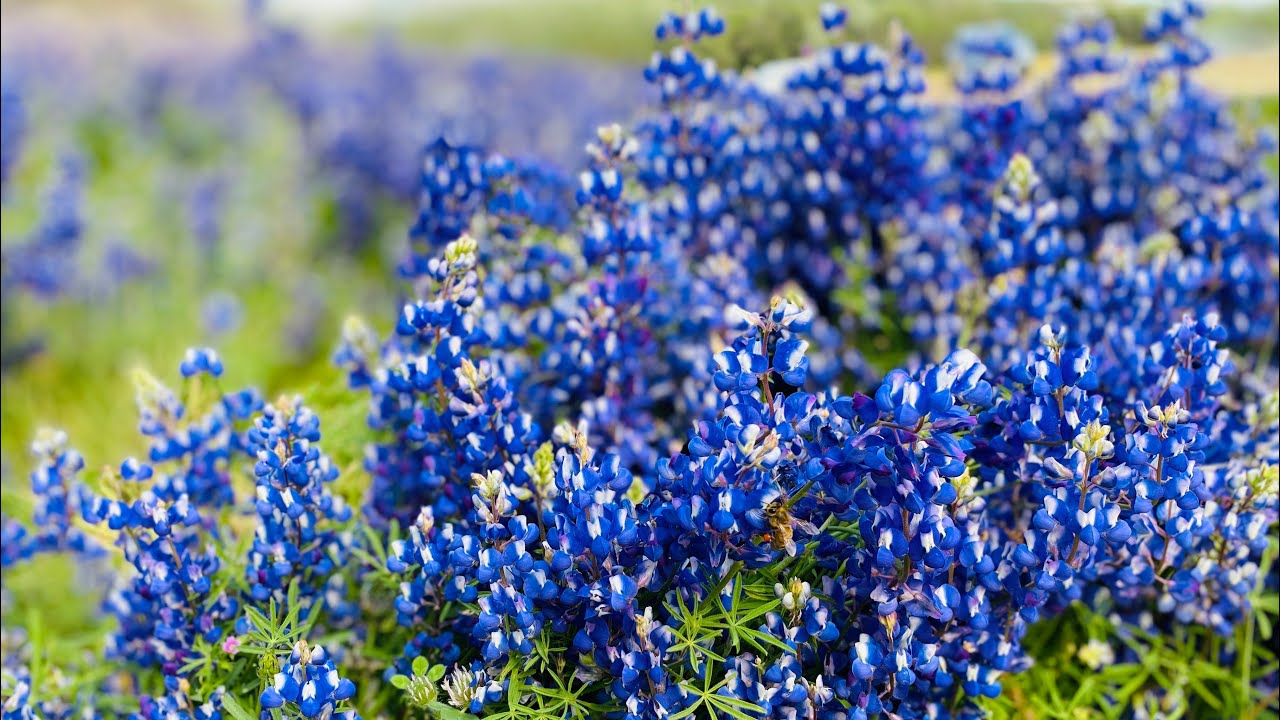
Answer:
top-left (1, 2), bottom-right (1278, 719)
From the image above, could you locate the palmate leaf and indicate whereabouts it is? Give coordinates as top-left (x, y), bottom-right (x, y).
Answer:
top-left (243, 605), bottom-right (275, 642)
top-left (667, 671), bottom-right (766, 720)
top-left (736, 625), bottom-right (796, 657)
top-left (702, 694), bottom-right (765, 720)
top-left (512, 679), bottom-right (611, 720)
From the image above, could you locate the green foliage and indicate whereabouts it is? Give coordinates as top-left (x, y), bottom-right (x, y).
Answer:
top-left (666, 574), bottom-right (793, 664)
top-left (390, 656), bottom-right (449, 710)
top-left (667, 671), bottom-right (763, 720)
top-left (989, 538), bottom-right (1280, 720)
top-left (1237, 95), bottom-right (1280, 177)
top-left (169, 581), bottom-right (321, 709)
top-left (0, 94), bottom-right (393, 472)
top-left (387, 0), bottom-right (1280, 69)
top-left (220, 693), bottom-right (259, 720)
top-left (0, 586), bottom-right (121, 710)
top-left (831, 240), bottom-right (914, 374)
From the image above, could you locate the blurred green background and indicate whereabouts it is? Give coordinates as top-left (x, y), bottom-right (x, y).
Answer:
top-left (5, 0), bottom-right (1279, 68)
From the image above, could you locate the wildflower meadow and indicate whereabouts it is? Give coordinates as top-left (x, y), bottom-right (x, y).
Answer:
top-left (1, 1), bottom-right (1278, 719)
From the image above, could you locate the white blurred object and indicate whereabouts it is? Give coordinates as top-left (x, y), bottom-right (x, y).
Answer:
top-left (750, 56), bottom-right (817, 96)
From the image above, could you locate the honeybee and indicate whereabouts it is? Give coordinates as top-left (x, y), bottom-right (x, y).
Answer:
top-left (755, 494), bottom-right (819, 557)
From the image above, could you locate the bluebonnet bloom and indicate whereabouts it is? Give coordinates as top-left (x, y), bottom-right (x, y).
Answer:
top-left (1139, 313), bottom-right (1233, 422)
top-left (2, 154), bottom-right (86, 300)
top-left (944, 23), bottom-right (1034, 221)
top-left (259, 640), bottom-right (359, 719)
top-left (1054, 17), bottom-right (1126, 80)
top-left (401, 138), bottom-right (490, 279)
top-left (132, 680), bottom-right (223, 720)
top-left (0, 78), bottom-right (23, 194)
top-left (755, 13), bottom-right (932, 320)
top-left (101, 241), bottom-right (156, 289)
top-left (131, 351), bottom-right (260, 509)
top-left (1144, 0), bottom-right (1210, 72)
top-left (180, 348), bottom-right (225, 379)
top-left (84, 478), bottom-right (239, 675)
top-left (64, 351), bottom-right (260, 678)
top-left (947, 22), bottom-right (1035, 95)
top-left (187, 176), bottom-right (224, 264)
top-left (338, 236), bottom-right (541, 527)
top-left (528, 123), bottom-right (673, 468)
top-left (26, 428), bottom-right (100, 557)
top-left (244, 396), bottom-right (354, 618)
top-left (0, 666), bottom-right (106, 720)
top-left (818, 3), bottom-right (847, 32)
top-left (201, 291), bottom-right (244, 338)
top-left (0, 516), bottom-right (33, 568)
top-left (0, 668), bottom-right (36, 720)
top-left (979, 154), bottom-right (1063, 277)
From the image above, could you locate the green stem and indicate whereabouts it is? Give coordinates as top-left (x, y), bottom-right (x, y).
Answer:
top-left (710, 561), bottom-right (743, 598)
top-left (785, 478), bottom-right (817, 510)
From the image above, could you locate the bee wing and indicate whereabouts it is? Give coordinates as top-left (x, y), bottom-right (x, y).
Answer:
top-left (792, 518), bottom-right (821, 535)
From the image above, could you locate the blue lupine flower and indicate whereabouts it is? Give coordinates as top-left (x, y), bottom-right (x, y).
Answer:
top-left (132, 680), bottom-right (223, 720)
top-left (260, 640), bottom-right (359, 719)
top-left (5, 3), bottom-right (1280, 717)
top-left (819, 3), bottom-right (847, 32)
top-left (0, 79), bottom-right (24, 193)
top-left (244, 396), bottom-right (354, 621)
top-left (179, 348), bottom-right (224, 378)
top-left (26, 428), bottom-right (100, 557)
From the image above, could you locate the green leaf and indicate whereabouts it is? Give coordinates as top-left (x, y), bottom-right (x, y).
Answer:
top-left (736, 626), bottom-right (795, 657)
top-left (297, 598), bottom-right (323, 639)
top-left (390, 674), bottom-right (411, 690)
top-left (706, 694), bottom-right (765, 720)
top-left (221, 693), bottom-right (257, 720)
top-left (1257, 608), bottom-right (1275, 641)
top-left (1186, 674), bottom-right (1224, 711)
top-left (427, 664), bottom-right (446, 682)
top-left (413, 655), bottom-right (429, 677)
top-left (244, 606), bottom-right (272, 636)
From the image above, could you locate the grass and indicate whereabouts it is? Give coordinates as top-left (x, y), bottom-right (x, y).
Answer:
top-left (0, 91), bottom-right (394, 489)
top-left (371, 0), bottom-right (1279, 71)
top-left (983, 576), bottom-right (1280, 720)
top-left (370, 0), bottom-right (1280, 101)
